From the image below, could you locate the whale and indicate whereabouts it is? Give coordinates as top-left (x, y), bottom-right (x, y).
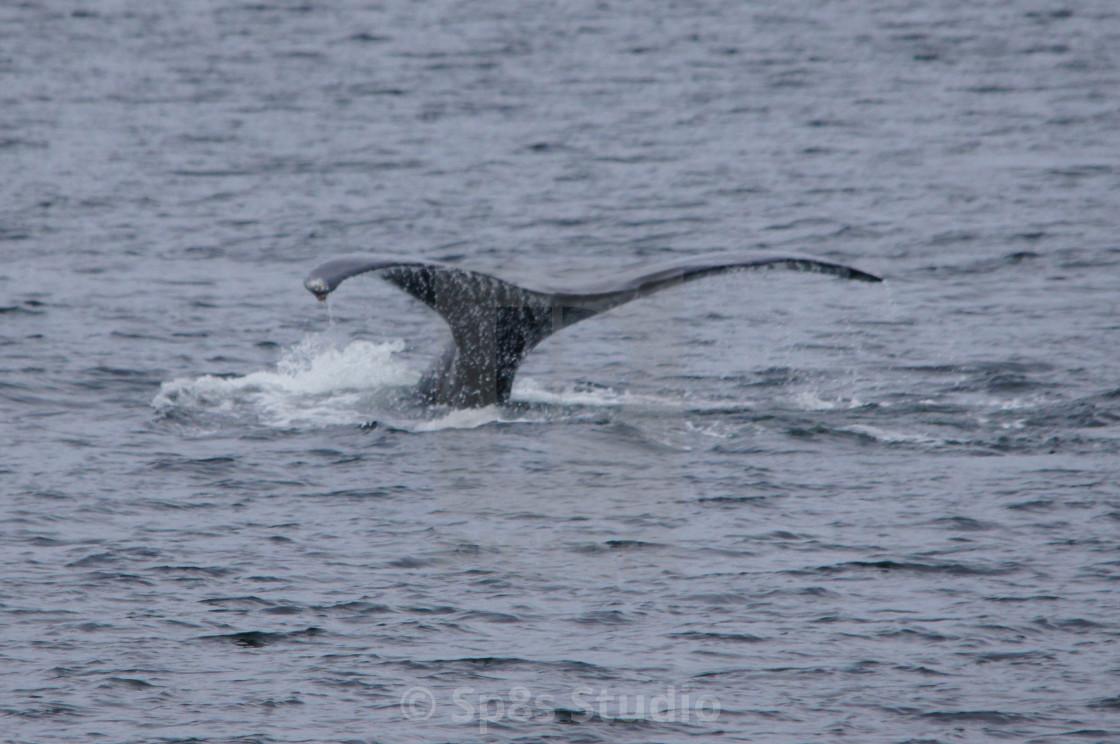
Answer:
top-left (304, 251), bottom-right (882, 408)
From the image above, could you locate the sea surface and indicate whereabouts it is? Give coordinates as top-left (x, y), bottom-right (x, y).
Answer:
top-left (3, 1), bottom-right (1120, 742)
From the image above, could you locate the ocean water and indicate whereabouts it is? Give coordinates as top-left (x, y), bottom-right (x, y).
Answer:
top-left (3, 1), bottom-right (1120, 742)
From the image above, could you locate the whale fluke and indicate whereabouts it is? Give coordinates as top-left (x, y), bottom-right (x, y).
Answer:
top-left (304, 251), bottom-right (881, 408)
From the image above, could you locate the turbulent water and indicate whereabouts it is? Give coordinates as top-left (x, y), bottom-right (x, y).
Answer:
top-left (3, 1), bottom-right (1120, 742)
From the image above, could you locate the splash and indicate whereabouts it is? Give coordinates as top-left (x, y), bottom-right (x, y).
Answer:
top-left (152, 336), bottom-right (418, 428)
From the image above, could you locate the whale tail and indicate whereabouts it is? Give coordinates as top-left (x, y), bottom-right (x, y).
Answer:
top-left (303, 251), bottom-right (882, 408)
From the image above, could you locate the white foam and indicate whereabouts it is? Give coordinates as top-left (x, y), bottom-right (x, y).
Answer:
top-left (152, 336), bottom-right (418, 428)
top-left (684, 420), bottom-right (736, 439)
top-left (511, 378), bottom-right (682, 409)
top-left (407, 405), bottom-right (508, 432)
top-left (788, 390), bottom-right (866, 411)
top-left (841, 424), bottom-right (945, 446)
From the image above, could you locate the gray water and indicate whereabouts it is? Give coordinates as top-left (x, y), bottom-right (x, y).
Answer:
top-left (3, 1), bottom-right (1120, 742)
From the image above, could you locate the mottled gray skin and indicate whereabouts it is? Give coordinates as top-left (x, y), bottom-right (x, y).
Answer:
top-left (304, 251), bottom-right (882, 408)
